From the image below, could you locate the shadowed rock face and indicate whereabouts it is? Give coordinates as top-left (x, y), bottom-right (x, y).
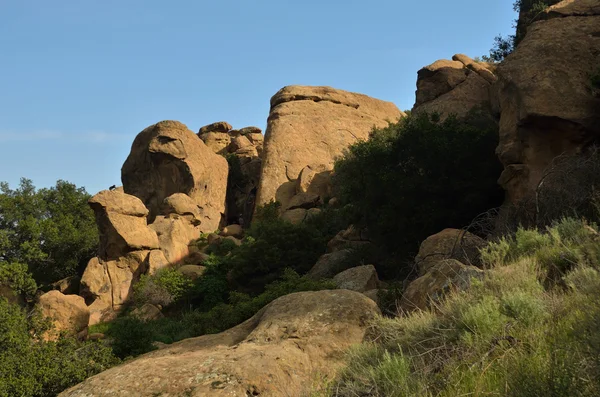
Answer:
top-left (59, 290), bottom-right (380, 397)
top-left (494, 1), bottom-right (600, 206)
top-left (412, 54), bottom-right (497, 120)
top-left (256, 85), bottom-right (403, 208)
top-left (122, 120), bottom-right (228, 232)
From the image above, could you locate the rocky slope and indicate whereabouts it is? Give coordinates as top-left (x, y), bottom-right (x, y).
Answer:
top-left (59, 290), bottom-right (380, 397)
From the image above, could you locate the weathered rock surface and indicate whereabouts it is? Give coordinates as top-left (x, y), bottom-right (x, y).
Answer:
top-left (256, 85), bottom-right (403, 209)
top-left (88, 190), bottom-right (159, 260)
top-left (122, 120), bottom-right (228, 232)
top-left (220, 224), bottom-right (244, 238)
top-left (150, 215), bottom-right (201, 265)
top-left (493, 4), bottom-right (600, 206)
top-left (37, 291), bottom-right (89, 340)
top-left (415, 229), bottom-right (486, 276)
top-left (50, 276), bottom-right (80, 295)
top-left (131, 303), bottom-right (164, 322)
top-left (198, 122), bottom-right (263, 225)
top-left (308, 250), bottom-right (354, 280)
top-left (333, 265), bottom-right (380, 292)
top-left (60, 290), bottom-right (380, 397)
top-left (400, 259), bottom-right (484, 312)
top-left (327, 225), bottom-right (371, 253)
top-left (162, 193), bottom-right (203, 225)
top-left (80, 252), bottom-right (150, 325)
top-left (177, 264), bottom-right (207, 280)
top-left (413, 54), bottom-right (497, 120)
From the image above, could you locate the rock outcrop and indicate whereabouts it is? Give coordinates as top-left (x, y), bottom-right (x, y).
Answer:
top-left (413, 54), bottom-right (497, 120)
top-left (400, 259), bottom-right (484, 312)
top-left (198, 122), bottom-right (263, 225)
top-left (415, 228), bottom-right (486, 276)
top-left (493, 1), bottom-right (600, 207)
top-left (36, 291), bottom-right (90, 340)
top-left (60, 290), bottom-right (380, 397)
top-left (122, 120), bottom-right (228, 232)
top-left (256, 86), bottom-right (403, 211)
top-left (88, 190), bottom-right (159, 260)
top-left (333, 265), bottom-right (380, 293)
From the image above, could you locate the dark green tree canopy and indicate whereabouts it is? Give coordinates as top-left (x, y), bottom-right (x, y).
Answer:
top-left (0, 178), bottom-right (98, 284)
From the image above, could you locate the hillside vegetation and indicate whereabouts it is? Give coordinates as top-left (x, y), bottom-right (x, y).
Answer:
top-left (317, 218), bottom-right (600, 396)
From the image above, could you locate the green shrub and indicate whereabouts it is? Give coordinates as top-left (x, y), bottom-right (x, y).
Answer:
top-left (333, 112), bottom-right (502, 278)
top-left (323, 219), bottom-right (600, 396)
top-left (133, 268), bottom-right (194, 307)
top-left (0, 261), bottom-right (37, 299)
top-left (226, 203), bottom-right (336, 292)
top-left (107, 316), bottom-right (156, 359)
top-left (0, 298), bottom-right (119, 396)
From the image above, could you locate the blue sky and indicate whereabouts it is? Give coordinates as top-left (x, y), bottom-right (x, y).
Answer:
top-left (0, 1), bottom-right (516, 195)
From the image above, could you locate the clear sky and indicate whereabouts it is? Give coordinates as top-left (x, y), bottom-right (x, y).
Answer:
top-left (0, 1), bottom-right (516, 195)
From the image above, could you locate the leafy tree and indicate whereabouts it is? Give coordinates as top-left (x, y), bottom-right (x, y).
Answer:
top-left (333, 112), bottom-right (503, 278)
top-left (0, 178), bottom-right (98, 284)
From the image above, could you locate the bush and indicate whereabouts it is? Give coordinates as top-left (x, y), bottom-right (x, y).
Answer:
top-left (226, 202), bottom-right (338, 292)
top-left (0, 298), bottom-right (119, 396)
top-left (133, 268), bottom-right (194, 308)
top-left (0, 179), bottom-right (98, 284)
top-left (0, 261), bottom-right (37, 299)
top-left (324, 220), bottom-right (600, 396)
top-left (333, 112), bottom-right (503, 278)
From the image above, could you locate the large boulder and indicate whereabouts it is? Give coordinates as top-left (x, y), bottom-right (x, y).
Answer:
top-left (149, 215), bottom-right (201, 265)
top-left (493, 2), bottom-right (600, 206)
top-left (121, 120), bottom-right (228, 232)
top-left (80, 252), bottom-right (150, 325)
top-left (412, 54), bottom-right (497, 120)
top-left (415, 229), bottom-right (486, 276)
top-left (333, 265), bottom-right (380, 293)
top-left (400, 259), bottom-right (484, 312)
top-left (88, 190), bottom-right (159, 260)
top-left (36, 291), bottom-right (89, 340)
top-left (59, 290), bottom-right (380, 397)
top-left (255, 86), bottom-right (403, 209)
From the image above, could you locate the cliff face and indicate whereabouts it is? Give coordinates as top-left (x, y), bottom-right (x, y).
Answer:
top-left (493, 1), bottom-right (600, 207)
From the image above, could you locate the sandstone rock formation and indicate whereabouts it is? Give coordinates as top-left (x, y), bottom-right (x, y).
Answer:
top-left (256, 85), bottom-right (403, 211)
top-left (493, 1), bottom-right (600, 207)
top-left (400, 259), bottom-right (484, 312)
top-left (88, 190), bottom-right (159, 260)
top-left (122, 120), bottom-right (228, 232)
top-left (36, 291), bottom-right (89, 340)
top-left (198, 122), bottom-right (264, 225)
top-left (60, 290), bottom-right (380, 397)
top-left (412, 54), bottom-right (497, 120)
top-left (415, 228), bottom-right (486, 276)
top-left (333, 265), bottom-right (380, 292)
top-left (80, 251), bottom-right (153, 325)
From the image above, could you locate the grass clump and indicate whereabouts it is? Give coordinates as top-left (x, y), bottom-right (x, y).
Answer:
top-left (324, 217), bottom-right (600, 396)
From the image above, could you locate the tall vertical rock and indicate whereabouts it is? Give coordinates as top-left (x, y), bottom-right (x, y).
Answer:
top-left (122, 120), bottom-right (228, 232)
top-left (493, 0), bottom-right (600, 206)
top-left (255, 86), bottom-right (403, 209)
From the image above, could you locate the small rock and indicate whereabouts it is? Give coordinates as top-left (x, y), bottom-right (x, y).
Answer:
top-left (198, 121), bottom-right (232, 134)
top-left (220, 224), bottom-right (244, 238)
top-left (178, 265), bottom-right (207, 280)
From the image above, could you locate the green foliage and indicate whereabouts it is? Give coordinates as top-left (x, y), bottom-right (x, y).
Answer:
top-left (0, 178), bottom-right (98, 284)
top-left (324, 218), bottom-right (600, 396)
top-left (333, 112), bottom-right (502, 278)
top-left (226, 202), bottom-right (340, 291)
top-left (0, 298), bottom-right (120, 396)
top-left (483, 34), bottom-right (515, 63)
top-left (133, 268), bottom-right (194, 307)
top-left (104, 270), bottom-right (335, 358)
top-left (0, 261), bottom-right (37, 298)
